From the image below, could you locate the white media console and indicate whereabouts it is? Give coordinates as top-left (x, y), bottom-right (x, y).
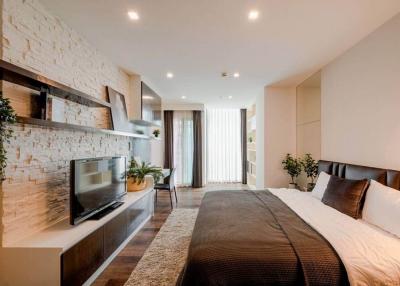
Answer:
top-left (0, 179), bottom-right (155, 286)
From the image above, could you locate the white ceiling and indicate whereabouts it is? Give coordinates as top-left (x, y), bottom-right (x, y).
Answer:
top-left (40, 0), bottom-right (400, 108)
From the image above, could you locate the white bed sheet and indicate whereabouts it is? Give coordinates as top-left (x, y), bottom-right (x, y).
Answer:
top-left (268, 188), bottom-right (400, 286)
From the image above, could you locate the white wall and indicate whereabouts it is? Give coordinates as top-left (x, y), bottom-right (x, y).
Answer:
top-left (0, 0), bottom-right (134, 245)
top-left (264, 87), bottom-right (297, 188)
top-left (255, 93), bottom-right (265, 189)
top-left (321, 13), bottom-right (400, 170)
top-left (162, 102), bottom-right (205, 111)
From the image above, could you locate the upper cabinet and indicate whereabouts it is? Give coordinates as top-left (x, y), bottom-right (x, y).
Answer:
top-left (130, 82), bottom-right (161, 127)
top-left (142, 82), bottom-right (161, 125)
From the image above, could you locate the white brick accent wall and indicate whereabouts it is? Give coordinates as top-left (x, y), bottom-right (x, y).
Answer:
top-left (0, 0), bottom-right (135, 245)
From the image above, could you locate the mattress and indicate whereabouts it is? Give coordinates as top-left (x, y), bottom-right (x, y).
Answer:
top-left (270, 188), bottom-right (400, 286)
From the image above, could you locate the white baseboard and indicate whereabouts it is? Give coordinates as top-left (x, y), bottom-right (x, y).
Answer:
top-left (84, 215), bottom-right (152, 286)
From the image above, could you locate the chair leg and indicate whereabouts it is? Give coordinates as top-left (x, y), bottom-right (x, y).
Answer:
top-left (155, 189), bottom-right (158, 207)
top-left (174, 186), bottom-right (178, 203)
top-left (169, 189), bottom-right (173, 209)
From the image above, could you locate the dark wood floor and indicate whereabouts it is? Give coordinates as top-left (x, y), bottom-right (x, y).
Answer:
top-left (93, 184), bottom-right (248, 286)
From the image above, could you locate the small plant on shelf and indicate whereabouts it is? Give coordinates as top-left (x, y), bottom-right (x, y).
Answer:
top-left (0, 92), bottom-right (16, 181)
top-left (152, 129), bottom-right (160, 138)
top-left (126, 159), bottom-right (163, 192)
top-left (301, 153), bottom-right (318, 191)
top-left (248, 136), bottom-right (253, 143)
top-left (282, 153), bottom-right (302, 189)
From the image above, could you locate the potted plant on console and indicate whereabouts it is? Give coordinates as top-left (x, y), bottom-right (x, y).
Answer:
top-left (282, 153), bottom-right (302, 189)
top-left (126, 159), bottom-right (163, 192)
top-left (301, 153), bottom-right (318, 192)
top-left (0, 92), bottom-right (16, 181)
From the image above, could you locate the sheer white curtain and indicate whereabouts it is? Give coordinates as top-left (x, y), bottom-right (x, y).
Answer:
top-left (173, 111), bottom-right (194, 186)
top-left (206, 109), bottom-right (242, 183)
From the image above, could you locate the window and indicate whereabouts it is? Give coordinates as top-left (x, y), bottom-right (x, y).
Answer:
top-left (206, 109), bottom-right (242, 183)
top-left (173, 111), bottom-right (194, 186)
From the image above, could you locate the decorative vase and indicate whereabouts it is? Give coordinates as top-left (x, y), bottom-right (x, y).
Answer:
top-left (288, 183), bottom-right (297, 189)
top-left (127, 178), bottom-right (147, 192)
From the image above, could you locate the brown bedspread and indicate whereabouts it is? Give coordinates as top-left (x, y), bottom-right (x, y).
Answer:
top-left (177, 190), bottom-right (349, 286)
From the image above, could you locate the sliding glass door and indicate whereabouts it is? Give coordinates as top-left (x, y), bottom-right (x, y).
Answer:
top-left (173, 111), bottom-right (194, 186)
top-left (206, 109), bottom-right (242, 183)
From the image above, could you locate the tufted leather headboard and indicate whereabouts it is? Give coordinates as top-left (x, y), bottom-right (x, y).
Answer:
top-left (318, 160), bottom-right (400, 190)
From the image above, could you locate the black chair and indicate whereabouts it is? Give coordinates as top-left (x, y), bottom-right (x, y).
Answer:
top-left (154, 168), bottom-right (177, 209)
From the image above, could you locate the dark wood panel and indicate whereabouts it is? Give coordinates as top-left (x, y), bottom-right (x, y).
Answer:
top-left (61, 227), bottom-right (105, 286)
top-left (104, 211), bottom-right (128, 258)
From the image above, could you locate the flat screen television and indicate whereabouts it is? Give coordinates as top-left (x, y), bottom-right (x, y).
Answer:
top-left (70, 157), bottom-right (127, 225)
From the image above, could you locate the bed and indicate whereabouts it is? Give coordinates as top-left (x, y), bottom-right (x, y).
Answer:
top-left (177, 160), bottom-right (400, 286)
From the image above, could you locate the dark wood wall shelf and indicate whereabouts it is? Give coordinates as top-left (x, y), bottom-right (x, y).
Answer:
top-left (0, 60), bottom-right (111, 108)
top-left (0, 60), bottom-right (154, 139)
top-left (16, 116), bottom-right (150, 139)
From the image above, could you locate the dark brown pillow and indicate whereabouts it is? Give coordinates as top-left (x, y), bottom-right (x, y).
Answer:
top-left (322, 175), bottom-right (369, 219)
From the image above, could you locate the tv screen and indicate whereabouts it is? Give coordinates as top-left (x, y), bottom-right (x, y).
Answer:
top-left (70, 157), bottom-right (126, 225)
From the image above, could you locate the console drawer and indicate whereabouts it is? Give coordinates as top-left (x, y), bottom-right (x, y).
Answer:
top-left (104, 210), bottom-right (127, 257)
top-left (61, 227), bottom-right (104, 286)
top-left (126, 191), bottom-right (153, 235)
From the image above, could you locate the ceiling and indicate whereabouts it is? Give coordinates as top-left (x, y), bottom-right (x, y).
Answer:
top-left (40, 0), bottom-right (400, 108)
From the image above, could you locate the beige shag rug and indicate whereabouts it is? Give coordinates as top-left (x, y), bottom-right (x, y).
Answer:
top-left (124, 208), bottom-right (198, 286)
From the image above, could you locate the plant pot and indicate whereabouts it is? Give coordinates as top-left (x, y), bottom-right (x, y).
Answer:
top-left (307, 183), bottom-right (316, 192)
top-left (288, 183), bottom-right (297, 189)
top-left (127, 178), bottom-right (147, 192)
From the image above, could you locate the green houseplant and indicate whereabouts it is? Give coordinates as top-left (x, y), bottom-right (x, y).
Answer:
top-left (0, 92), bottom-right (16, 181)
top-left (152, 129), bottom-right (160, 138)
top-left (301, 153), bottom-right (318, 191)
top-left (126, 159), bottom-right (163, 192)
top-left (282, 153), bottom-right (302, 189)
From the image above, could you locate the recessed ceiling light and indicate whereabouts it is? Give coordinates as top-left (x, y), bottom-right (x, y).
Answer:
top-left (228, 96), bottom-right (233, 99)
top-left (248, 10), bottom-right (259, 21)
top-left (128, 11), bottom-right (139, 21)
top-left (233, 72), bottom-right (240, 78)
top-left (166, 72), bottom-right (174, 78)
top-left (181, 95), bottom-right (186, 99)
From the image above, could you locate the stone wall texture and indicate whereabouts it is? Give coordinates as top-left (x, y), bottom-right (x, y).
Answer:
top-left (0, 0), bottom-right (134, 245)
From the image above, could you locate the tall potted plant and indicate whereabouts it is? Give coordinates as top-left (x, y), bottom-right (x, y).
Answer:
top-left (301, 153), bottom-right (318, 191)
top-left (0, 92), bottom-right (16, 181)
top-left (282, 153), bottom-right (302, 189)
top-left (126, 159), bottom-right (163, 192)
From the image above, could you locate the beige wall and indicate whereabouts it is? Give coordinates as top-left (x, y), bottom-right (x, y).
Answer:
top-left (321, 13), bottom-right (400, 170)
top-left (264, 87), bottom-right (297, 188)
top-left (0, 0), bottom-right (134, 246)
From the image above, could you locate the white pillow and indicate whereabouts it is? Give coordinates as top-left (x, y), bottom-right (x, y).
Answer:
top-left (311, 172), bottom-right (331, 200)
top-left (362, 180), bottom-right (400, 238)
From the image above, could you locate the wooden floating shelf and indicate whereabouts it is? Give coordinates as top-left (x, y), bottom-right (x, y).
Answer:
top-left (16, 116), bottom-right (151, 139)
top-left (0, 60), bottom-right (111, 108)
top-left (130, 119), bottom-right (161, 127)
top-left (1, 60), bottom-right (158, 140)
